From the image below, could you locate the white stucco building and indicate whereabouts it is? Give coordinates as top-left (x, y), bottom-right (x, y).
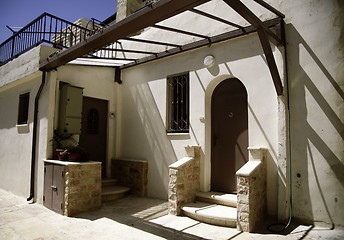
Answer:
top-left (0, 0), bottom-right (343, 230)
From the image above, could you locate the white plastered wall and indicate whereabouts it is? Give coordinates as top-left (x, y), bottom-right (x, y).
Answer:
top-left (280, 0), bottom-right (344, 226)
top-left (0, 75), bottom-right (41, 197)
top-left (119, 30), bottom-right (283, 216)
top-left (0, 73), bottom-right (56, 202)
top-left (0, 46), bottom-right (57, 201)
top-left (118, 0), bottom-right (344, 226)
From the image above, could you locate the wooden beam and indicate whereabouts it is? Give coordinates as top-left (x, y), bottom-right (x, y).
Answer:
top-left (257, 28), bottom-right (283, 95)
top-left (152, 24), bottom-right (208, 39)
top-left (39, 0), bottom-right (209, 71)
top-left (223, 0), bottom-right (283, 46)
top-left (122, 18), bottom-right (282, 69)
top-left (122, 37), bottom-right (181, 48)
top-left (190, 9), bottom-right (244, 30)
top-left (253, 0), bottom-right (285, 18)
top-left (98, 48), bottom-right (156, 55)
top-left (224, 0), bottom-right (284, 95)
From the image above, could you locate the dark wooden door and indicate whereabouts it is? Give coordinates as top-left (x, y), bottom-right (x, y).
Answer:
top-left (79, 97), bottom-right (108, 178)
top-left (211, 79), bottom-right (248, 193)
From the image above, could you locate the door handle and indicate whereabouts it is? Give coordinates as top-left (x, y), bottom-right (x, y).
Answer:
top-left (51, 186), bottom-right (57, 191)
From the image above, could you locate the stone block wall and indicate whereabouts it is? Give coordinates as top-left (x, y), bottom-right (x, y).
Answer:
top-left (64, 162), bottom-right (102, 216)
top-left (168, 146), bottom-right (200, 215)
top-left (236, 148), bottom-right (267, 232)
top-left (111, 159), bottom-right (148, 197)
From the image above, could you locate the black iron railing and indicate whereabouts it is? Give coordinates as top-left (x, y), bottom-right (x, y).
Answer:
top-left (0, 13), bottom-right (105, 66)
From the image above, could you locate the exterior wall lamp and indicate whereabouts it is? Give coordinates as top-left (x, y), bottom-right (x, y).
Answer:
top-left (203, 55), bottom-right (216, 68)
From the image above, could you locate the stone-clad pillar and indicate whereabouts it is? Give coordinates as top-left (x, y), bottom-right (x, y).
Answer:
top-left (236, 148), bottom-right (267, 232)
top-left (168, 146), bottom-right (200, 215)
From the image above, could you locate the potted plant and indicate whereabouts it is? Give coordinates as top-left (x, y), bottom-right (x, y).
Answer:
top-left (50, 130), bottom-right (69, 160)
top-left (65, 145), bottom-right (88, 162)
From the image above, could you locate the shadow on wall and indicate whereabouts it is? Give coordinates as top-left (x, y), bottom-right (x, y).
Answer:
top-left (287, 23), bottom-right (344, 226)
top-left (127, 82), bottom-right (177, 198)
top-left (125, 78), bottom-right (206, 199)
top-left (248, 104), bottom-right (280, 216)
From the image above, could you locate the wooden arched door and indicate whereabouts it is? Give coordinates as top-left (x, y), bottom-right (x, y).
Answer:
top-left (211, 78), bottom-right (248, 193)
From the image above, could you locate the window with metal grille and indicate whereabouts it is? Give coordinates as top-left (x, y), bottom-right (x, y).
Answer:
top-left (166, 72), bottom-right (189, 133)
top-left (17, 92), bottom-right (30, 125)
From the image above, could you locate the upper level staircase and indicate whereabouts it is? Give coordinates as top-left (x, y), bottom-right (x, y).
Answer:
top-left (181, 191), bottom-right (237, 228)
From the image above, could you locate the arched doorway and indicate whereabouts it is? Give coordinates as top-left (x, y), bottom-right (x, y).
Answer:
top-left (211, 78), bottom-right (248, 193)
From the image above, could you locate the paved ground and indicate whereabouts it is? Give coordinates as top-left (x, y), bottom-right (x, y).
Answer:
top-left (1, 189), bottom-right (343, 240)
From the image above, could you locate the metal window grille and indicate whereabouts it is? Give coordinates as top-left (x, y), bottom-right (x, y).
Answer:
top-left (166, 73), bottom-right (189, 133)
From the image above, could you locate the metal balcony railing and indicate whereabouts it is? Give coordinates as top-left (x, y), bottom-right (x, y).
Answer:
top-left (0, 12), bottom-right (106, 66)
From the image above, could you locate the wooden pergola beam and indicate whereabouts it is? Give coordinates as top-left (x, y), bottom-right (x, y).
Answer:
top-left (121, 18), bottom-right (282, 70)
top-left (223, 0), bottom-right (283, 46)
top-left (253, 0), bottom-right (285, 18)
top-left (224, 0), bottom-right (284, 95)
top-left (39, 0), bottom-right (209, 71)
top-left (190, 9), bottom-right (244, 30)
top-left (39, 0), bottom-right (285, 96)
top-left (257, 28), bottom-right (283, 95)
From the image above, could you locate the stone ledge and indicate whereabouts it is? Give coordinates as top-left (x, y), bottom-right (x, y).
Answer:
top-left (236, 161), bottom-right (261, 177)
top-left (44, 159), bottom-right (101, 166)
top-left (169, 157), bottom-right (193, 169)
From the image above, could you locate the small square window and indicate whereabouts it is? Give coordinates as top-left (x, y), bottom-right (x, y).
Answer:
top-left (17, 92), bottom-right (30, 125)
top-left (166, 72), bottom-right (189, 133)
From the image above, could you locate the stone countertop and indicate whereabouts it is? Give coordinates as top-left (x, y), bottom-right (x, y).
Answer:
top-left (43, 159), bottom-right (101, 166)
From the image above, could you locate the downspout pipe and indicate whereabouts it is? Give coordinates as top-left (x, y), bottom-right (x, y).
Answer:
top-left (27, 71), bottom-right (46, 202)
top-left (268, 21), bottom-right (293, 233)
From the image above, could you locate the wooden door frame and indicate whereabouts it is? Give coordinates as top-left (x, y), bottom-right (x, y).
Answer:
top-left (202, 74), bottom-right (248, 192)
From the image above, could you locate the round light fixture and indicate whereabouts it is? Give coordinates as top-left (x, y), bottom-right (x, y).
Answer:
top-left (203, 55), bottom-right (215, 68)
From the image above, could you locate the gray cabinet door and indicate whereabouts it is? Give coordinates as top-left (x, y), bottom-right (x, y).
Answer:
top-left (44, 164), bottom-right (64, 214)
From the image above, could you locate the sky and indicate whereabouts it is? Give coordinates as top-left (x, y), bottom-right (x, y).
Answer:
top-left (0, 0), bottom-right (117, 43)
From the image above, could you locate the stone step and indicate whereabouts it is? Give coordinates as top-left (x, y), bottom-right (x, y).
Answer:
top-left (196, 191), bottom-right (237, 208)
top-left (182, 202), bottom-right (237, 228)
top-left (102, 186), bottom-right (130, 202)
top-left (102, 178), bottom-right (118, 187)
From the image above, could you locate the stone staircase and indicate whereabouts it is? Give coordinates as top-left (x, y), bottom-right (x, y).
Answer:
top-left (181, 191), bottom-right (237, 227)
top-left (101, 179), bottom-right (131, 202)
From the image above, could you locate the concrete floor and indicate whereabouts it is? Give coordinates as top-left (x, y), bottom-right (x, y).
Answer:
top-left (1, 189), bottom-right (343, 240)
